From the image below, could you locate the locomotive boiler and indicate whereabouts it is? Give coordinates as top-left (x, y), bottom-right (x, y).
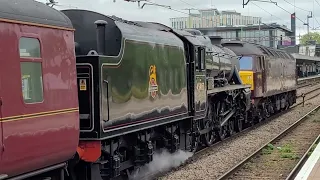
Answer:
top-left (206, 36), bottom-right (242, 87)
top-left (186, 30), bottom-right (241, 87)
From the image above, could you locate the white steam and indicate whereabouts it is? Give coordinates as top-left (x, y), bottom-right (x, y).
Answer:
top-left (128, 149), bottom-right (193, 180)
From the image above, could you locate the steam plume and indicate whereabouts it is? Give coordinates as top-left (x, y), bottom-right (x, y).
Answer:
top-left (128, 149), bottom-right (193, 180)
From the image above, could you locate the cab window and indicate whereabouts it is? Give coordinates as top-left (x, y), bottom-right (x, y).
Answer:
top-left (239, 56), bottom-right (253, 70)
top-left (19, 37), bottom-right (44, 104)
top-left (195, 46), bottom-right (205, 71)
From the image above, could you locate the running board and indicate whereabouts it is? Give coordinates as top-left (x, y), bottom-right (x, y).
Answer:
top-left (6, 163), bottom-right (66, 180)
top-left (0, 174), bottom-right (8, 180)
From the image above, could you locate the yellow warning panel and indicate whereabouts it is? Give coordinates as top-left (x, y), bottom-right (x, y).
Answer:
top-left (79, 79), bottom-right (87, 91)
top-left (239, 71), bottom-right (254, 90)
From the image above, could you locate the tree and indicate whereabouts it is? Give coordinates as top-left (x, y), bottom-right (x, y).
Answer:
top-left (300, 32), bottom-right (320, 45)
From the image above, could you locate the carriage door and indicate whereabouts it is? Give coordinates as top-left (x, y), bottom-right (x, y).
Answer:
top-left (260, 56), bottom-right (266, 93)
top-left (194, 46), bottom-right (207, 119)
top-left (76, 64), bottom-right (94, 132)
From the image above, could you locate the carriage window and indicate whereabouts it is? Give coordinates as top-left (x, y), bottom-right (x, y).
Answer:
top-left (199, 47), bottom-right (205, 70)
top-left (21, 62), bottom-right (44, 103)
top-left (19, 37), bottom-right (41, 58)
top-left (195, 48), bottom-right (199, 68)
top-left (256, 57), bottom-right (261, 71)
top-left (239, 56), bottom-right (253, 70)
top-left (259, 56), bottom-right (265, 70)
top-left (19, 37), bottom-right (43, 103)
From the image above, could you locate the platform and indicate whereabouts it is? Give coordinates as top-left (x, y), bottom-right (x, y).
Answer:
top-left (294, 140), bottom-right (320, 180)
top-left (293, 53), bottom-right (320, 63)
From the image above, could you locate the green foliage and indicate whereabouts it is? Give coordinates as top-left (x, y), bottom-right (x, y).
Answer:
top-left (279, 144), bottom-right (292, 153)
top-left (308, 143), bottom-right (318, 157)
top-left (262, 143), bottom-right (275, 155)
top-left (300, 32), bottom-right (320, 45)
top-left (278, 144), bottom-right (300, 160)
top-left (280, 153), bottom-right (300, 160)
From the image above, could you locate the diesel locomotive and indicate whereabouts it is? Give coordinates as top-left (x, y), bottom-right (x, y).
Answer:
top-left (222, 41), bottom-right (297, 122)
top-left (0, 1), bottom-right (296, 180)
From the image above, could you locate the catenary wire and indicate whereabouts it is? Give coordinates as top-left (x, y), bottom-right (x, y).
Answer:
top-left (313, 0), bottom-right (320, 28)
top-left (283, 0), bottom-right (311, 12)
top-left (273, 3), bottom-right (308, 26)
top-left (251, 2), bottom-right (284, 22)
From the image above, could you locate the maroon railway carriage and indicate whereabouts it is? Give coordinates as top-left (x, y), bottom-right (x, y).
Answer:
top-left (0, 0), bottom-right (79, 179)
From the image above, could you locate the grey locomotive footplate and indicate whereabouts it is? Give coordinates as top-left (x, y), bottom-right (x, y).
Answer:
top-left (207, 84), bottom-right (251, 95)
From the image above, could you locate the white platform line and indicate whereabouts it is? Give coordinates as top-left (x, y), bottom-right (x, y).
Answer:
top-left (295, 139), bottom-right (320, 180)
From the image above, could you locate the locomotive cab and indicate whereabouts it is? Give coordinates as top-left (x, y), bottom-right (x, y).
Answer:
top-left (74, 41), bottom-right (96, 134)
top-left (238, 55), bottom-right (266, 96)
top-left (221, 42), bottom-right (268, 98)
top-left (238, 56), bottom-right (254, 91)
top-left (61, 9), bottom-right (124, 140)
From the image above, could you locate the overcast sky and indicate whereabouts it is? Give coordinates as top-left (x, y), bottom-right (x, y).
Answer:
top-left (38, 0), bottom-right (320, 38)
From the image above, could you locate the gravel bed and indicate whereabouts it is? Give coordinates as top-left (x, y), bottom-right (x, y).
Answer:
top-left (158, 90), bottom-right (320, 180)
top-left (228, 108), bottom-right (320, 180)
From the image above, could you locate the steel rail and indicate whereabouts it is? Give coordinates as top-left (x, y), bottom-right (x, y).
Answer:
top-left (217, 104), bottom-right (320, 180)
top-left (297, 83), bottom-right (311, 89)
top-left (297, 87), bottom-right (320, 98)
top-left (286, 134), bottom-right (320, 180)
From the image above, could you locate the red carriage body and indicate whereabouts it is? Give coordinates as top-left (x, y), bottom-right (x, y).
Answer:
top-left (0, 0), bottom-right (79, 178)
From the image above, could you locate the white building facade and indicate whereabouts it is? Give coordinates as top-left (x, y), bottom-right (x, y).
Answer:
top-left (170, 8), bottom-right (261, 29)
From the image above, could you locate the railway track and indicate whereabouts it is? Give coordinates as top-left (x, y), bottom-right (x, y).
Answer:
top-left (188, 85), bottom-right (320, 169)
top-left (217, 105), bottom-right (320, 180)
top-left (298, 83), bottom-right (312, 89)
top-left (135, 85), bottom-right (320, 180)
top-left (195, 83), bottom-right (320, 158)
top-left (286, 134), bottom-right (320, 180)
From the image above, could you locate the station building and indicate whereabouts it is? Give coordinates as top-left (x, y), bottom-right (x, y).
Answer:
top-left (279, 44), bottom-right (320, 78)
top-left (170, 8), bottom-right (260, 29)
top-left (195, 23), bottom-right (292, 48)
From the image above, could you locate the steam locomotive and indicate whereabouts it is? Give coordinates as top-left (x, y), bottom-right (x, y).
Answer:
top-left (0, 1), bottom-right (296, 180)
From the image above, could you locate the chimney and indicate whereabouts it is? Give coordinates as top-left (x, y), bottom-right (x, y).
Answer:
top-left (208, 36), bottom-right (223, 45)
top-left (94, 20), bottom-right (108, 55)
